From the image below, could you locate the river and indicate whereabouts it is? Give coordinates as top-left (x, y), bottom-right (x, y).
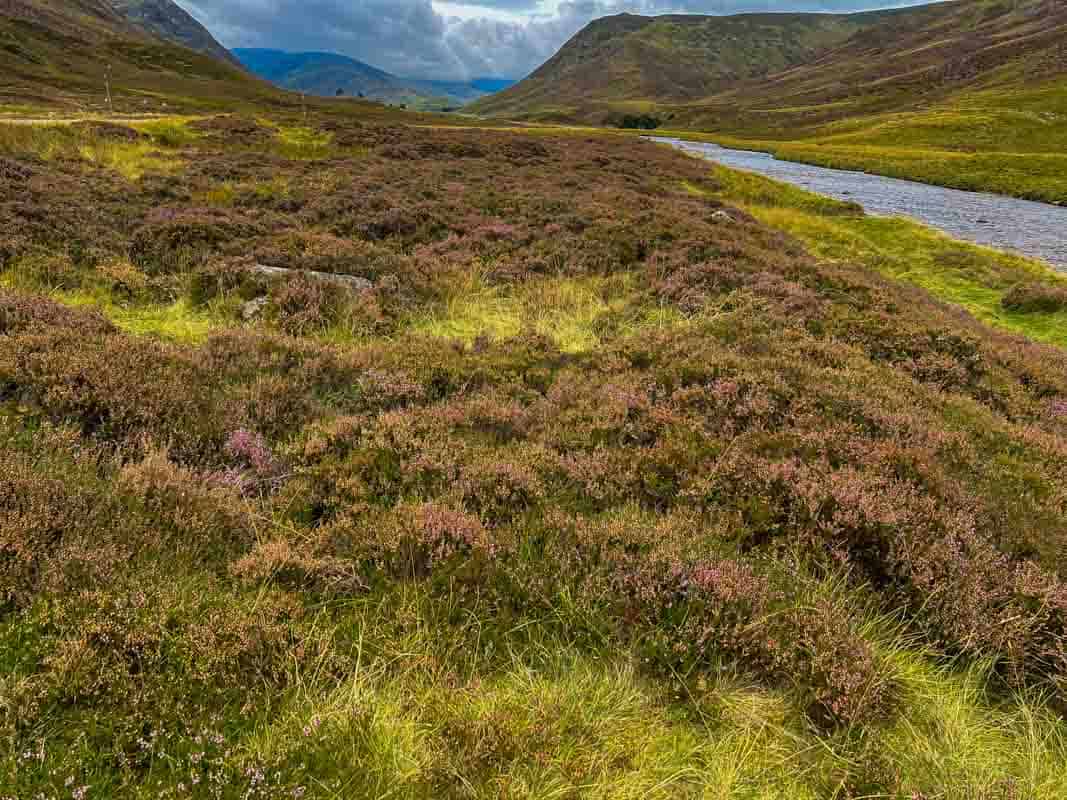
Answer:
top-left (650, 137), bottom-right (1067, 270)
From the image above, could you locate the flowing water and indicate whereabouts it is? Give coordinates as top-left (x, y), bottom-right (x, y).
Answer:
top-left (651, 137), bottom-right (1067, 270)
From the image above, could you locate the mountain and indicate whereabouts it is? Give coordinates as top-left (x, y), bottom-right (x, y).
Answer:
top-left (0, 0), bottom-right (281, 111)
top-left (105, 0), bottom-right (240, 68)
top-left (234, 48), bottom-right (514, 110)
top-left (470, 0), bottom-right (1067, 133)
top-left (469, 10), bottom-right (887, 122)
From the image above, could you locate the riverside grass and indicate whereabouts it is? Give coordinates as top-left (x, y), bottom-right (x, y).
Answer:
top-left (681, 161), bottom-right (1067, 349)
top-left (5, 114), bottom-right (1067, 799)
top-left (658, 80), bottom-right (1067, 205)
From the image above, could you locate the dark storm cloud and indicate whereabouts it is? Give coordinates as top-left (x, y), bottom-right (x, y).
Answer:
top-left (175, 0), bottom-right (938, 81)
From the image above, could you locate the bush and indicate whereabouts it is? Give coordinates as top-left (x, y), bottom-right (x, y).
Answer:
top-left (0, 289), bottom-right (114, 336)
top-left (614, 114), bottom-right (663, 130)
top-left (1002, 282), bottom-right (1067, 314)
top-left (130, 207), bottom-right (263, 275)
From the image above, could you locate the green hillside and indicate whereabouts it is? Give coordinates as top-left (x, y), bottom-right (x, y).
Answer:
top-left (472, 11), bottom-right (885, 121)
top-left (0, 0), bottom-right (276, 112)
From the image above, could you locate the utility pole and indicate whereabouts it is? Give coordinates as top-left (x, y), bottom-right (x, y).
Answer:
top-left (105, 63), bottom-right (113, 115)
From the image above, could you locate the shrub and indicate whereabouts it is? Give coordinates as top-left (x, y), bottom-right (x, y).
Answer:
top-left (613, 114), bottom-right (663, 130)
top-left (187, 255), bottom-right (269, 305)
top-left (0, 289), bottom-right (114, 336)
top-left (1002, 282), bottom-right (1067, 314)
top-left (270, 274), bottom-right (346, 335)
top-left (129, 207), bottom-right (263, 275)
top-left (253, 230), bottom-right (406, 279)
top-left (0, 326), bottom-right (229, 460)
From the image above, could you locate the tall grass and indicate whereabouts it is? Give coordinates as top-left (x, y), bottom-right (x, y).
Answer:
top-left (0, 120), bottom-right (186, 179)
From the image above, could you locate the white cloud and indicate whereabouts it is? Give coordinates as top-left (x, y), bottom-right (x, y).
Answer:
top-left (175, 0), bottom-right (938, 81)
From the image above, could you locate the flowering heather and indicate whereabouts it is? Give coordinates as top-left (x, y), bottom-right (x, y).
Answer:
top-left (4, 113), bottom-right (1067, 795)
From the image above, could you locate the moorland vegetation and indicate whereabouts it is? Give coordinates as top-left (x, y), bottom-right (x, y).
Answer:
top-left (3, 111), bottom-right (1067, 797)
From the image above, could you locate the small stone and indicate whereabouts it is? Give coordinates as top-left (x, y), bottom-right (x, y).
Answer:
top-left (240, 296), bottom-right (269, 321)
top-left (710, 210), bottom-right (734, 223)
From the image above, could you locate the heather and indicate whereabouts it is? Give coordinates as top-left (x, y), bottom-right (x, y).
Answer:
top-left (3, 114), bottom-right (1067, 797)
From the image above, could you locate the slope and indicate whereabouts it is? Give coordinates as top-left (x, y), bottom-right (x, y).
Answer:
top-left (669, 0), bottom-right (1067, 136)
top-left (106, 0), bottom-right (240, 68)
top-left (5, 110), bottom-right (1067, 798)
top-left (469, 10), bottom-right (892, 121)
top-left (0, 0), bottom-right (285, 112)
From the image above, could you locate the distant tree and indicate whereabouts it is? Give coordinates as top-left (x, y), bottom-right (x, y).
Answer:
top-left (336, 88), bottom-right (345, 97)
top-left (616, 114), bottom-right (662, 131)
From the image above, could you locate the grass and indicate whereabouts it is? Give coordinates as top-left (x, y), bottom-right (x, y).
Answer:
top-left (158, 584), bottom-right (1067, 798)
top-left (689, 161), bottom-right (1067, 348)
top-left (270, 124), bottom-right (336, 160)
top-left (0, 119), bottom-right (188, 179)
top-left (656, 79), bottom-right (1067, 205)
top-left (409, 270), bottom-right (681, 353)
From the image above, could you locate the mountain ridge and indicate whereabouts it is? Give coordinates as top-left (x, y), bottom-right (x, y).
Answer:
top-left (470, 0), bottom-right (1067, 133)
top-left (106, 0), bottom-right (240, 67)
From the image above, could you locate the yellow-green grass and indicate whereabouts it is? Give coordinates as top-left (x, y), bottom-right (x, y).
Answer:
top-left (0, 117), bottom-right (348, 176)
top-left (408, 269), bottom-right (682, 353)
top-left (659, 81), bottom-right (1067, 205)
top-left (690, 162), bottom-right (1067, 348)
top-left (234, 583), bottom-right (1067, 799)
top-left (0, 268), bottom-right (227, 344)
top-left (0, 119), bottom-right (192, 180)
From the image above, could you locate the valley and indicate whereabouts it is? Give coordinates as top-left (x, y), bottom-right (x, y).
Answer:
top-left (473, 0), bottom-right (1067, 202)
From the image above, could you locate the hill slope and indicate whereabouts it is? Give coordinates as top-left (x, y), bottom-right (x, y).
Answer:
top-left (470, 9), bottom-right (891, 121)
top-left (0, 0), bottom-right (283, 111)
top-left (106, 0), bottom-right (240, 67)
top-left (5, 109), bottom-right (1067, 797)
top-left (472, 0), bottom-right (1067, 132)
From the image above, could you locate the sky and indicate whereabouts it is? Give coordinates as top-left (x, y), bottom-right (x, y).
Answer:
top-left (175, 0), bottom-right (935, 82)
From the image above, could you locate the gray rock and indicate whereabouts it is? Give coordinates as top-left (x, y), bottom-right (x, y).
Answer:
top-left (240, 296), bottom-right (270, 322)
top-left (710, 210), bottom-right (735, 224)
top-left (251, 264), bottom-right (373, 292)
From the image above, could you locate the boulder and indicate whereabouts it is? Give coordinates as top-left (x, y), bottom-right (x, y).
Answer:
top-left (251, 264), bottom-right (373, 292)
top-left (240, 296), bottom-right (269, 322)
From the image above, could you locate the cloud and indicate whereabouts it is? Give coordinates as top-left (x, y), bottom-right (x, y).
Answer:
top-left (175, 0), bottom-right (938, 81)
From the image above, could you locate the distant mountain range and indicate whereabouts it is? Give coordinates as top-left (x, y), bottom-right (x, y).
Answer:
top-left (233, 49), bottom-right (515, 111)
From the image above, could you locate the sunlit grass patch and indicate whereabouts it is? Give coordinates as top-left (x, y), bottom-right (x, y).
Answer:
top-left (76, 140), bottom-right (179, 180)
top-left (63, 291), bottom-right (225, 344)
top-left (408, 269), bottom-right (677, 352)
top-left (242, 587), bottom-right (824, 799)
top-left (134, 117), bottom-right (201, 147)
top-left (272, 125), bottom-right (335, 159)
top-left (878, 653), bottom-right (1067, 797)
top-left (0, 120), bottom-right (183, 179)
